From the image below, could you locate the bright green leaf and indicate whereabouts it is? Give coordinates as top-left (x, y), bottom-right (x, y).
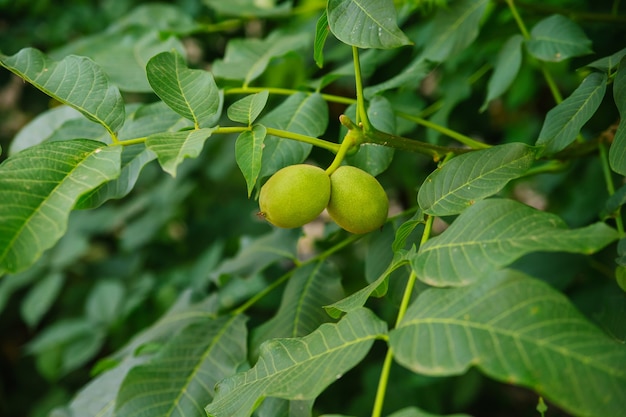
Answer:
top-left (205, 308), bottom-right (387, 417)
top-left (147, 51), bottom-right (221, 128)
top-left (390, 270), bottom-right (626, 417)
top-left (526, 14), bottom-right (593, 62)
top-left (609, 57), bottom-right (626, 175)
top-left (0, 48), bottom-right (125, 135)
top-left (481, 34), bottom-right (524, 112)
top-left (412, 199), bottom-right (619, 286)
top-left (21, 272), bottom-right (65, 328)
top-left (536, 72), bottom-right (607, 156)
top-left (146, 127), bottom-right (217, 177)
top-left (418, 143), bottom-right (537, 216)
top-left (235, 125), bottom-right (267, 197)
top-left (421, 0), bottom-right (489, 62)
top-left (314, 10), bottom-right (330, 68)
top-left (228, 91), bottom-right (269, 125)
top-left (327, 0), bottom-right (412, 49)
top-left (114, 315), bottom-right (248, 417)
top-left (0, 140), bottom-right (121, 274)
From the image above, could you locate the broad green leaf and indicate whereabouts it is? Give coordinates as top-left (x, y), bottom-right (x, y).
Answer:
top-left (481, 34), bottom-right (524, 112)
top-left (147, 51), bottom-right (221, 128)
top-left (536, 72), bottom-right (607, 156)
top-left (421, 0), bottom-right (489, 62)
top-left (205, 308), bottom-right (387, 417)
top-left (20, 272), bottom-right (65, 328)
top-left (609, 57), bottom-right (626, 175)
top-left (526, 14), bottom-right (593, 62)
top-left (346, 96), bottom-right (395, 176)
top-left (51, 26), bottom-right (186, 92)
top-left (75, 144), bottom-right (156, 209)
top-left (146, 127), bottom-right (217, 177)
top-left (259, 93), bottom-right (328, 180)
top-left (256, 397), bottom-right (313, 417)
top-left (418, 143), bottom-right (537, 216)
top-left (0, 48), bottom-right (125, 136)
top-left (314, 10), bottom-right (330, 68)
top-left (388, 407), bottom-right (472, 417)
top-left (114, 315), bottom-right (248, 417)
top-left (586, 47), bottom-right (626, 72)
top-left (327, 0), bottom-right (411, 49)
top-left (86, 280), bottom-right (125, 327)
top-left (390, 270), bottom-right (626, 417)
top-left (203, 0), bottom-right (291, 17)
top-left (0, 140), bottom-right (121, 274)
top-left (212, 30), bottom-right (309, 85)
top-left (251, 261), bottom-right (344, 357)
top-left (412, 199), bottom-right (619, 286)
top-left (228, 91), bottom-right (269, 125)
top-left (236, 125), bottom-right (267, 197)
top-left (119, 101), bottom-right (195, 140)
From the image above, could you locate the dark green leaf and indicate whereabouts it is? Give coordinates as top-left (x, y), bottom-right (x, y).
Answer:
top-left (86, 280), bottom-right (125, 327)
top-left (147, 51), bottom-right (221, 128)
top-left (388, 406), bottom-right (472, 417)
top-left (205, 308), bottom-right (387, 417)
top-left (0, 140), bottom-right (121, 274)
top-left (412, 199), bottom-right (619, 286)
top-left (0, 48), bottom-right (125, 135)
top-left (363, 56), bottom-right (431, 98)
top-left (146, 127), bottom-right (217, 177)
top-left (235, 125), bottom-right (267, 197)
top-left (418, 143), bottom-right (537, 216)
top-left (314, 10), bottom-right (330, 68)
top-left (227, 90), bottom-right (269, 125)
top-left (327, 0), bottom-right (412, 49)
top-left (481, 34), bottom-right (524, 112)
top-left (586, 47), bottom-right (626, 72)
top-left (537, 72), bottom-right (607, 156)
top-left (20, 272), bottom-right (65, 328)
top-left (390, 270), bottom-right (626, 417)
top-left (526, 14), bottom-right (593, 62)
top-left (609, 57), bottom-right (626, 175)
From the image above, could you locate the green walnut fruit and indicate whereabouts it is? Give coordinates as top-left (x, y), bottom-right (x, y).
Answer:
top-left (259, 164), bottom-right (331, 228)
top-left (327, 166), bottom-right (388, 234)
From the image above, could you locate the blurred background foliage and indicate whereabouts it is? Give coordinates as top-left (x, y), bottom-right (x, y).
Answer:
top-left (0, 0), bottom-right (624, 416)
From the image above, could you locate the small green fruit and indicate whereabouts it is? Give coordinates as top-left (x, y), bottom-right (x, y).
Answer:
top-left (327, 166), bottom-right (388, 234)
top-left (259, 164), bottom-right (331, 228)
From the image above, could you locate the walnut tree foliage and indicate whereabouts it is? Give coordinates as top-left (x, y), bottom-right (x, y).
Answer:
top-left (0, 1), bottom-right (625, 416)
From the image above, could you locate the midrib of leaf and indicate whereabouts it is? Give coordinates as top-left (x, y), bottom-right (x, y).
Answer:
top-left (166, 314), bottom-right (240, 416)
top-left (427, 0), bottom-right (486, 56)
top-left (175, 58), bottom-right (199, 128)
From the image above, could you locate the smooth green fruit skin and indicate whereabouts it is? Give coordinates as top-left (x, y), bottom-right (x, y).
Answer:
top-left (259, 164), bottom-right (331, 228)
top-left (327, 166), bottom-right (389, 234)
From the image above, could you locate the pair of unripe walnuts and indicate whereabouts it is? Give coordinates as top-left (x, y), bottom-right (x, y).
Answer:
top-left (258, 164), bottom-right (389, 234)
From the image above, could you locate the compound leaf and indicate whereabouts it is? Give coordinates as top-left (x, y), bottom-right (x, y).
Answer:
top-left (390, 270), bottom-right (626, 417)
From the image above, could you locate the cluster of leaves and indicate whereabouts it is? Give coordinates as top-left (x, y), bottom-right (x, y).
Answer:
top-left (0, 1), bottom-right (625, 417)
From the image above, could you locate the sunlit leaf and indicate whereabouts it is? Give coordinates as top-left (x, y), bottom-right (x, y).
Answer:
top-left (390, 270), bottom-right (626, 417)
top-left (327, 0), bottom-right (411, 49)
top-left (114, 315), bottom-right (248, 417)
top-left (418, 143), bottom-right (537, 216)
top-left (147, 51), bottom-right (221, 128)
top-left (412, 199), bottom-right (619, 286)
top-left (481, 34), bottom-right (524, 112)
top-left (146, 127), bottom-right (217, 177)
top-left (536, 72), bottom-right (607, 156)
top-left (236, 125), bottom-right (267, 197)
top-left (205, 308), bottom-right (387, 417)
top-left (228, 91), bottom-right (269, 125)
top-left (526, 14), bottom-right (593, 62)
top-left (609, 57), bottom-right (626, 175)
top-left (0, 140), bottom-right (121, 274)
top-left (0, 48), bottom-right (125, 135)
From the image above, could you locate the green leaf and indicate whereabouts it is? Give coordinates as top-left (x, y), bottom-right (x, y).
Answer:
top-left (119, 101), bottom-right (195, 140)
top-left (114, 315), bottom-right (248, 417)
top-left (412, 199), bottom-right (619, 286)
top-left (536, 72), bottom-right (607, 156)
top-left (390, 270), bottom-right (626, 417)
top-left (203, 0), bottom-right (292, 17)
top-left (146, 127), bottom-right (217, 177)
top-left (526, 14), bottom-right (593, 62)
top-left (387, 406), bottom-right (472, 417)
top-left (481, 34), bottom-right (524, 112)
top-left (228, 91), bottom-right (269, 125)
top-left (86, 280), bottom-right (125, 327)
top-left (0, 48), bottom-right (125, 136)
top-left (327, 0), bottom-right (411, 49)
top-left (20, 272), bottom-right (65, 328)
top-left (314, 10), bottom-right (330, 68)
top-left (586, 47), bottom-right (626, 72)
top-left (236, 125), bottom-right (267, 197)
top-left (146, 51), bottom-right (221, 128)
top-left (363, 56), bottom-right (431, 98)
top-left (418, 143), bottom-right (537, 216)
top-left (212, 30), bottom-right (310, 85)
top-left (421, 0), bottom-right (489, 62)
top-left (259, 93), bottom-right (328, 180)
top-left (251, 261), bottom-right (344, 357)
top-left (205, 308), bottom-right (387, 417)
top-left (0, 140), bottom-right (121, 274)
top-left (609, 57), bottom-right (626, 175)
